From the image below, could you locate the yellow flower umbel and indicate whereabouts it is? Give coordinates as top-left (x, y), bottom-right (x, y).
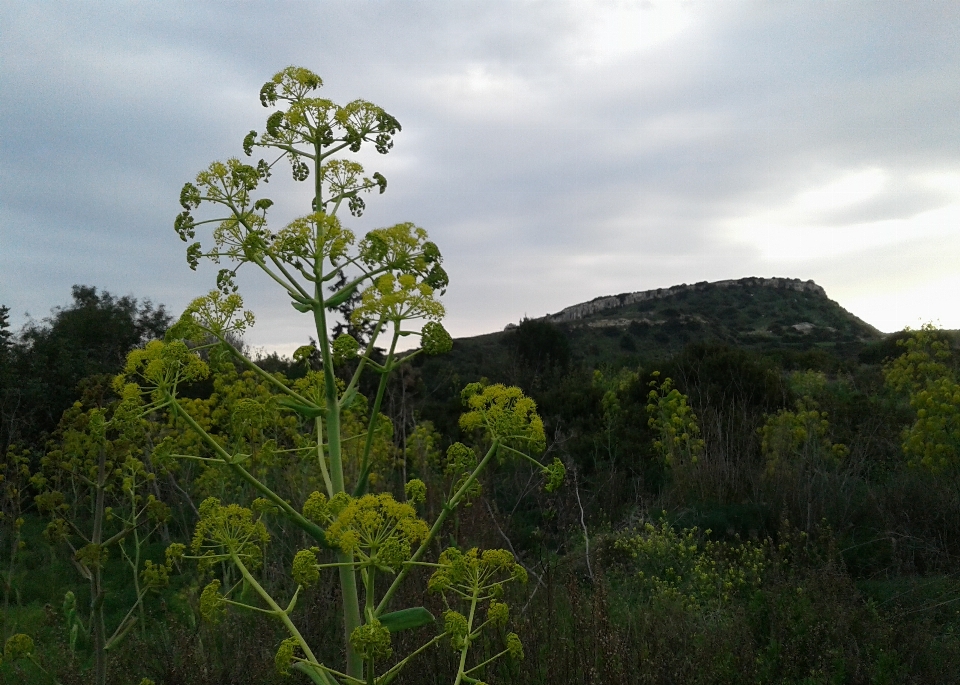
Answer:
top-left (190, 497), bottom-right (270, 574)
top-left (457, 382), bottom-right (564, 491)
top-left (459, 383), bottom-right (545, 453)
top-left (325, 493), bottom-right (429, 572)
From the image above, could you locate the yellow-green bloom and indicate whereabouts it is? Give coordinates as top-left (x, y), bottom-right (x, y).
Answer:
top-left (404, 478), bottom-right (426, 504)
top-left (487, 601), bottom-right (509, 627)
top-left (275, 637), bottom-right (300, 675)
top-left (350, 619), bottom-right (392, 660)
top-left (3, 633), bottom-right (34, 661)
top-left (458, 383), bottom-right (545, 453)
top-left (506, 632), bottom-right (524, 660)
top-left (292, 548), bottom-right (320, 587)
top-left (191, 498), bottom-right (270, 572)
top-left (199, 580), bottom-right (226, 624)
top-left (325, 493), bottom-right (428, 570)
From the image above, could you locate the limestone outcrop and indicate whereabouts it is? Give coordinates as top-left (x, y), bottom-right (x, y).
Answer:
top-left (544, 278), bottom-right (827, 323)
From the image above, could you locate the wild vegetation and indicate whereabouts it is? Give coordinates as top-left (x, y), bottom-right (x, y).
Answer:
top-left (4, 67), bottom-right (960, 684)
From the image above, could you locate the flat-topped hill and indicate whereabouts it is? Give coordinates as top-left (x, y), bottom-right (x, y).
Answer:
top-left (419, 278), bottom-right (887, 385)
top-left (523, 277), bottom-right (881, 360)
top-left (544, 277), bottom-right (829, 323)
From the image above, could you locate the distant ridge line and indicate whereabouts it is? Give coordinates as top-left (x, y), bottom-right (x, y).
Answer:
top-left (545, 277), bottom-right (827, 323)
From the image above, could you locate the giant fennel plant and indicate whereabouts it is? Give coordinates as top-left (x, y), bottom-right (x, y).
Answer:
top-left (113, 67), bottom-right (564, 684)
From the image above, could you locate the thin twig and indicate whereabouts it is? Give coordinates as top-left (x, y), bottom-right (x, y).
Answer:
top-left (573, 466), bottom-right (594, 582)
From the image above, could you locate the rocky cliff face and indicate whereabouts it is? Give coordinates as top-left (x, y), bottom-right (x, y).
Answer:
top-left (545, 278), bottom-right (827, 323)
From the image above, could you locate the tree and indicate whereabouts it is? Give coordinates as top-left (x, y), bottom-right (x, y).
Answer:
top-left (512, 318), bottom-right (570, 371)
top-left (117, 66), bottom-right (563, 683)
top-left (0, 306), bottom-right (17, 455)
top-left (0, 306), bottom-right (11, 356)
top-left (9, 287), bottom-right (171, 444)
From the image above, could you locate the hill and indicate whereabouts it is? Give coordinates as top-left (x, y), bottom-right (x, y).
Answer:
top-left (421, 277), bottom-right (886, 385)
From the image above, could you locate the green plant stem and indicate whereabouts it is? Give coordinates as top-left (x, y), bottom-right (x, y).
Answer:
top-left (340, 318), bottom-right (385, 409)
top-left (453, 587), bottom-right (480, 685)
top-left (315, 416), bottom-right (334, 498)
top-left (376, 634), bottom-right (445, 685)
top-left (170, 399), bottom-right (329, 544)
top-left (311, 254), bottom-right (363, 678)
top-left (464, 648), bottom-right (510, 675)
top-left (308, 211), bottom-right (367, 678)
top-left (337, 553), bottom-right (363, 678)
top-left (267, 252), bottom-right (313, 301)
top-left (315, 306), bottom-right (344, 491)
top-left (354, 329), bottom-right (399, 497)
top-left (90, 445), bottom-right (108, 685)
top-left (375, 441), bottom-right (499, 616)
top-left (231, 553), bottom-right (322, 666)
top-left (104, 599), bottom-right (143, 649)
top-left (363, 567), bottom-right (376, 685)
top-left (127, 483), bottom-right (146, 639)
top-left (250, 252), bottom-right (310, 302)
top-left (293, 662), bottom-right (340, 685)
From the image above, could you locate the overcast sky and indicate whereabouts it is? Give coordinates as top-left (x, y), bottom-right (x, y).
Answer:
top-left (3, 1), bottom-right (960, 355)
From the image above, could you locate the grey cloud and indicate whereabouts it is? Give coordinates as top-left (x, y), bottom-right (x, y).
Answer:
top-left (3, 1), bottom-right (960, 342)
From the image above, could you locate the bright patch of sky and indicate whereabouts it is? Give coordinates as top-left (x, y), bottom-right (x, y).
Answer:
top-left (3, 1), bottom-right (960, 355)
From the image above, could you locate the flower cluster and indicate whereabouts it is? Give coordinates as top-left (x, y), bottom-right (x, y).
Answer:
top-left (303, 492), bottom-right (429, 573)
top-left (140, 543), bottom-right (185, 591)
top-left (421, 321), bottom-right (453, 356)
top-left (0, 633), bottom-right (34, 665)
top-left (404, 478), bottom-right (426, 504)
top-left (760, 398), bottom-right (847, 477)
top-left (354, 271), bottom-right (444, 326)
top-left (646, 374), bottom-right (704, 468)
top-left (274, 637), bottom-right (301, 676)
top-left (349, 619), bottom-right (393, 661)
top-left (190, 497), bottom-right (270, 572)
top-left (459, 383), bottom-right (546, 453)
top-left (430, 547), bottom-right (526, 615)
top-left (614, 521), bottom-right (769, 610)
top-left (168, 290), bottom-right (256, 343)
top-left (199, 579), bottom-right (227, 624)
top-left (117, 339), bottom-right (210, 401)
top-left (292, 548), bottom-right (320, 587)
top-left (429, 547), bottom-right (527, 674)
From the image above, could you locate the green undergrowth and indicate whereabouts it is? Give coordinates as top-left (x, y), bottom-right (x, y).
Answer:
top-left (9, 515), bottom-right (960, 684)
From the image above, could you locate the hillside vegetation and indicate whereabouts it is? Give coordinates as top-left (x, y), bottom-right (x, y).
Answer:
top-left (434, 277), bottom-right (883, 379)
top-left (5, 277), bottom-right (960, 684)
top-left (7, 62), bottom-right (960, 684)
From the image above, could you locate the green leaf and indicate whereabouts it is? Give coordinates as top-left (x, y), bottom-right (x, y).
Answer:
top-left (340, 385), bottom-right (358, 409)
top-left (278, 397), bottom-right (324, 419)
top-left (378, 607), bottom-right (435, 633)
top-left (291, 300), bottom-right (313, 313)
top-left (325, 283), bottom-right (357, 310)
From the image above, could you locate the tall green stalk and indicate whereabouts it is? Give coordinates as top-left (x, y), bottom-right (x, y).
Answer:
top-left (129, 66), bottom-right (562, 683)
